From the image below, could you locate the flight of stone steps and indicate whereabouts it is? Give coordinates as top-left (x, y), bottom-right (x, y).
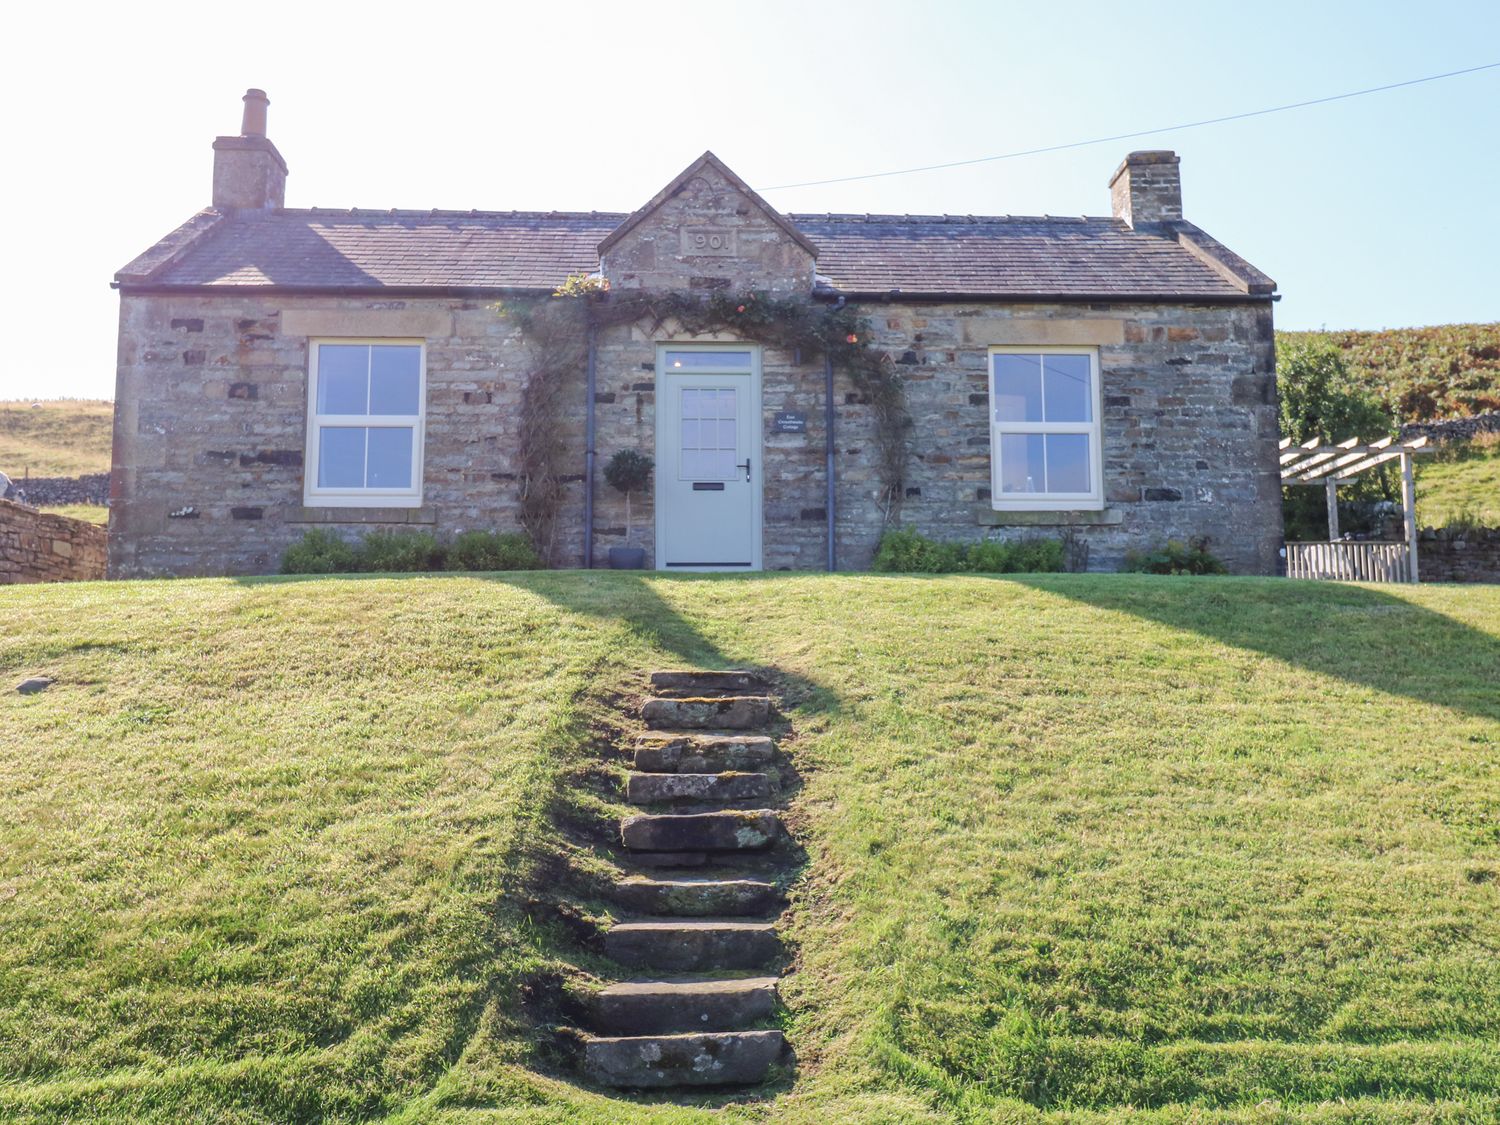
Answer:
top-left (580, 669), bottom-right (794, 1090)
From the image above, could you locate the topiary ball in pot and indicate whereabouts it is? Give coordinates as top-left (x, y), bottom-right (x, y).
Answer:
top-left (604, 449), bottom-right (654, 568)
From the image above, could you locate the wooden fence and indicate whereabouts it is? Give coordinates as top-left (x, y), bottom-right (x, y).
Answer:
top-left (1285, 541), bottom-right (1412, 583)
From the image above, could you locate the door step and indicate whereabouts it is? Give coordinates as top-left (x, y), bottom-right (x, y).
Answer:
top-left (605, 919), bottom-right (781, 971)
top-left (634, 732), bottom-right (776, 773)
top-left (641, 696), bottom-right (772, 731)
top-left (582, 1029), bottom-right (784, 1088)
top-left (615, 874), bottom-right (780, 916)
top-left (627, 771), bottom-right (771, 804)
top-left (621, 810), bottom-right (780, 852)
top-left (589, 976), bottom-right (778, 1035)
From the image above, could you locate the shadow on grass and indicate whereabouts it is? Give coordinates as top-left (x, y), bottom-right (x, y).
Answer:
top-left (1007, 573), bottom-right (1500, 723)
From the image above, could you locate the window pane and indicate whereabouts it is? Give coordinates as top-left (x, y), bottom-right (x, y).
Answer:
top-left (1046, 433), bottom-right (1090, 493)
top-left (681, 450), bottom-right (713, 479)
top-left (680, 419), bottom-right (701, 449)
top-left (993, 354), bottom-right (1043, 422)
top-left (665, 350), bottom-right (753, 370)
top-left (318, 426), bottom-right (365, 488)
top-left (681, 389), bottom-right (703, 418)
top-left (367, 427), bottom-right (413, 489)
top-left (999, 433), bottom-right (1045, 493)
top-left (317, 346), bottom-right (368, 414)
top-left (369, 346), bottom-right (421, 415)
top-left (1043, 355), bottom-right (1092, 422)
top-left (717, 419), bottom-right (738, 451)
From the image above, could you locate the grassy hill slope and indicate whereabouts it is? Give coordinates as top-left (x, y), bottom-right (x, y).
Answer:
top-left (0, 400), bottom-right (113, 478)
top-left (3, 572), bottom-right (1498, 1124)
top-left (1276, 323), bottom-right (1500, 422)
top-left (1417, 433), bottom-right (1500, 526)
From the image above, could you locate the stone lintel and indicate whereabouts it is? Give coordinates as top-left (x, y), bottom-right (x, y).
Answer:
top-left (961, 318), bottom-right (1126, 346)
top-left (280, 309), bottom-right (454, 339)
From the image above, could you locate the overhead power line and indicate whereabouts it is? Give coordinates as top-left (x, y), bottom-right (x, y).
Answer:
top-left (762, 61), bottom-right (1500, 191)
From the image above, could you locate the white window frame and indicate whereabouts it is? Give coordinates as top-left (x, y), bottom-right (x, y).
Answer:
top-left (988, 345), bottom-right (1104, 511)
top-left (304, 338), bottom-right (426, 508)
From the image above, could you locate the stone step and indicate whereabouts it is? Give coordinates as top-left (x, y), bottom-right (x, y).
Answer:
top-left (615, 874), bottom-right (781, 916)
top-left (583, 1029), bottom-right (784, 1088)
top-left (641, 696), bottom-right (772, 731)
top-left (589, 976), bottom-right (779, 1035)
top-left (622, 810), bottom-right (779, 852)
top-left (627, 771), bottom-right (771, 804)
top-left (634, 732), bottom-right (776, 773)
top-left (605, 919), bottom-right (781, 971)
top-left (629, 851), bottom-right (709, 868)
top-left (649, 669), bottom-right (767, 697)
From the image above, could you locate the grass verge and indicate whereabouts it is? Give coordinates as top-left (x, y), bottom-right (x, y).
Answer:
top-left (1, 572), bottom-right (1497, 1123)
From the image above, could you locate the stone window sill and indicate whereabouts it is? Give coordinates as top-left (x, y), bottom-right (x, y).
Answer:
top-left (288, 506), bottom-right (437, 525)
top-left (974, 506), bottom-right (1123, 527)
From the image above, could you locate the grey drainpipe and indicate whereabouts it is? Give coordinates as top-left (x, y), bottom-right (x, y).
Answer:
top-left (825, 295), bottom-right (845, 573)
top-left (584, 320), bottom-right (598, 568)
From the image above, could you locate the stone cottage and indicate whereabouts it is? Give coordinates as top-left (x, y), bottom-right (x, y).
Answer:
top-left (110, 89), bottom-right (1281, 578)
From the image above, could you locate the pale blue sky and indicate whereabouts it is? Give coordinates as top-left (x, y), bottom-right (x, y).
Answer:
top-left (2, 0), bottom-right (1495, 400)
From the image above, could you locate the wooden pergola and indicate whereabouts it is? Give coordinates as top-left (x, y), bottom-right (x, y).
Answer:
top-left (1279, 434), bottom-right (1434, 582)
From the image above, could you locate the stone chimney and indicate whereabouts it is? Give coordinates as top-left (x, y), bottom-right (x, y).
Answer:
top-left (1109, 150), bottom-right (1181, 228)
top-left (212, 89), bottom-right (287, 212)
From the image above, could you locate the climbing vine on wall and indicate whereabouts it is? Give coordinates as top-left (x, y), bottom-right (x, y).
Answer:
top-left (500, 282), bottom-right (911, 561)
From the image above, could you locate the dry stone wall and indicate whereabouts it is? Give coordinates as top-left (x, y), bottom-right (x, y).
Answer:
top-left (1419, 527), bottom-right (1500, 583)
top-left (1, 499), bottom-right (107, 584)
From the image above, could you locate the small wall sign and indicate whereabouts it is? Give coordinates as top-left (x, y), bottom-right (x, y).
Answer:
top-left (773, 411), bottom-right (807, 434)
top-left (680, 227), bottom-right (737, 256)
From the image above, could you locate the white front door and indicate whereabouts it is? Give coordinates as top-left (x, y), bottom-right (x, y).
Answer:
top-left (655, 346), bottom-right (762, 571)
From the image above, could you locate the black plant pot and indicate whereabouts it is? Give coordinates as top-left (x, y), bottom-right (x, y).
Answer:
top-left (608, 546), bottom-right (647, 570)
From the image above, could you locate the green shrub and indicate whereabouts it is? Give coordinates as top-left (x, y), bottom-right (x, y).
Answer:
top-left (279, 529), bottom-right (358, 575)
top-left (355, 530), bottom-right (445, 573)
top-left (969, 537), bottom-right (1065, 573)
top-left (445, 530), bottom-right (542, 571)
top-left (1120, 539), bottom-right (1228, 576)
top-left (871, 528), bottom-right (1066, 574)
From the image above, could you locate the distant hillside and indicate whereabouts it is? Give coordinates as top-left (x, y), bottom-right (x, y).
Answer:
top-left (1276, 323), bottom-right (1500, 422)
top-left (0, 399), bottom-right (113, 478)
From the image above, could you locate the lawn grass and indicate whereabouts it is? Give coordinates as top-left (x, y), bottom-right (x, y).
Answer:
top-left (1417, 433), bottom-right (1500, 526)
top-left (2, 572), bottom-right (1498, 1123)
top-left (0, 399), bottom-right (113, 478)
top-left (34, 503), bottom-right (109, 525)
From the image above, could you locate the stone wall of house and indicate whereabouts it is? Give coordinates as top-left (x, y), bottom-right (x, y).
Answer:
top-left (1419, 527), bottom-right (1500, 583)
top-left (1, 499), bottom-right (108, 584)
top-left (849, 300), bottom-right (1282, 574)
top-left (110, 293), bottom-right (550, 578)
top-left (110, 291), bottom-right (1280, 578)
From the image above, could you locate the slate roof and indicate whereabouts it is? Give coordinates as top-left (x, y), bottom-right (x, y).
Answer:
top-left (117, 207), bottom-right (1273, 300)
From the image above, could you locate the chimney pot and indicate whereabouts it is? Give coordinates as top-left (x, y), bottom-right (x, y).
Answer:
top-left (1109, 150), bottom-right (1182, 229)
top-left (241, 88), bottom-right (269, 137)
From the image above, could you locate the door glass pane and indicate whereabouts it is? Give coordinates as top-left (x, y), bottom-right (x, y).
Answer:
top-left (1046, 433), bottom-right (1090, 493)
top-left (717, 419), bottom-right (738, 449)
top-left (993, 354), bottom-right (1043, 422)
top-left (1043, 355), bottom-right (1092, 422)
top-left (999, 433), bottom-right (1045, 493)
top-left (680, 419), bottom-right (701, 449)
top-left (369, 346), bottom-right (421, 415)
top-left (665, 350), bottom-right (753, 370)
top-left (366, 427), bottom-right (414, 489)
top-left (317, 346), bottom-right (368, 414)
top-left (318, 426), bottom-right (366, 487)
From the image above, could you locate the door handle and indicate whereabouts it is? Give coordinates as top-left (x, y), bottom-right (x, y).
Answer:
top-left (736, 457), bottom-right (751, 482)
